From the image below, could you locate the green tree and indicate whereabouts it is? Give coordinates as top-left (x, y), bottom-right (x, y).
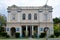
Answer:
top-left (53, 17), bottom-right (60, 24)
top-left (53, 17), bottom-right (60, 37)
top-left (54, 23), bottom-right (60, 37)
top-left (0, 15), bottom-right (6, 26)
top-left (0, 15), bottom-right (6, 33)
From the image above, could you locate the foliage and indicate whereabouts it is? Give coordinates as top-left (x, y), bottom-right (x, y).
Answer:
top-left (49, 35), bottom-right (55, 38)
top-left (0, 15), bottom-right (7, 38)
top-left (39, 32), bottom-right (46, 38)
top-left (0, 32), bottom-right (10, 38)
top-left (54, 32), bottom-right (60, 37)
top-left (0, 15), bottom-right (6, 26)
top-left (1, 32), bottom-right (7, 37)
top-left (53, 17), bottom-right (60, 24)
top-left (54, 24), bottom-right (60, 37)
top-left (5, 35), bottom-right (10, 38)
top-left (0, 27), bottom-right (5, 32)
top-left (15, 33), bottom-right (20, 38)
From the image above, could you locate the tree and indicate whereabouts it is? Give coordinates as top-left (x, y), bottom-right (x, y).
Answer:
top-left (53, 17), bottom-right (60, 37)
top-left (0, 15), bottom-right (6, 26)
top-left (0, 15), bottom-right (6, 33)
top-left (53, 17), bottom-right (60, 24)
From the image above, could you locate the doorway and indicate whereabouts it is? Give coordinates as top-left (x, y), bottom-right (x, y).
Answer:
top-left (10, 27), bottom-right (16, 37)
top-left (34, 26), bottom-right (38, 37)
top-left (22, 26), bottom-right (26, 37)
top-left (28, 26), bottom-right (32, 37)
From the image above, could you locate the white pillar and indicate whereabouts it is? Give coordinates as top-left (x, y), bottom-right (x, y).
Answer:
top-left (38, 26), bottom-right (39, 37)
top-left (32, 26), bottom-right (34, 35)
top-left (26, 25), bottom-right (28, 36)
top-left (20, 26), bottom-right (22, 37)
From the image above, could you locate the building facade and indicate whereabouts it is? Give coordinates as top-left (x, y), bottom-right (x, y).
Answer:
top-left (6, 5), bottom-right (54, 37)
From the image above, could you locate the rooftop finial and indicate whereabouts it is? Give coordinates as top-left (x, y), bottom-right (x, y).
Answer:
top-left (44, 0), bottom-right (48, 7)
top-left (45, 0), bottom-right (48, 5)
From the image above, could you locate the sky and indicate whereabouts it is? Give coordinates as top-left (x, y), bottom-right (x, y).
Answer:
top-left (0, 0), bottom-right (60, 18)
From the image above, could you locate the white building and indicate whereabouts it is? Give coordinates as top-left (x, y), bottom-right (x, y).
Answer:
top-left (6, 5), bottom-right (54, 37)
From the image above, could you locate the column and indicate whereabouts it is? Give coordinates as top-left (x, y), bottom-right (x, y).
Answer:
top-left (38, 26), bottom-right (39, 38)
top-left (20, 26), bottom-right (22, 37)
top-left (26, 25), bottom-right (28, 36)
top-left (32, 26), bottom-right (34, 35)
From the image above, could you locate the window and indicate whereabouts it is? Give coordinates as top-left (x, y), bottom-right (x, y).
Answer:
top-left (22, 14), bottom-right (26, 20)
top-left (8, 11), bottom-right (11, 13)
top-left (12, 16), bottom-right (15, 20)
top-left (44, 14), bottom-right (48, 20)
top-left (12, 14), bottom-right (16, 20)
top-left (34, 14), bottom-right (37, 20)
top-left (16, 28), bottom-right (19, 31)
top-left (28, 14), bottom-right (31, 20)
top-left (17, 10), bottom-right (21, 12)
top-left (6, 28), bottom-right (9, 31)
top-left (40, 28), bottom-right (43, 31)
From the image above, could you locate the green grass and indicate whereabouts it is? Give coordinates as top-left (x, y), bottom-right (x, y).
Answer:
top-left (0, 38), bottom-right (46, 40)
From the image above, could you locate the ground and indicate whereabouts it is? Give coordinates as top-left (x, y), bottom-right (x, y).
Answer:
top-left (0, 38), bottom-right (60, 40)
top-left (0, 38), bottom-right (46, 40)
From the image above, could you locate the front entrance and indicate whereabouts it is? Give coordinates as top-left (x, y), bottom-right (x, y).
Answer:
top-left (22, 25), bottom-right (38, 38)
top-left (34, 26), bottom-right (38, 37)
top-left (22, 26), bottom-right (26, 37)
top-left (28, 26), bottom-right (32, 37)
top-left (10, 27), bottom-right (16, 37)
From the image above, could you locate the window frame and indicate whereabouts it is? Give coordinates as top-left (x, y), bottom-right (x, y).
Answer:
top-left (40, 28), bottom-right (44, 31)
top-left (34, 13), bottom-right (37, 20)
top-left (6, 28), bottom-right (9, 31)
top-left (16, 28), bottom-right (19, 31)
top-left (28, 13), bottom-right (31, 20)
top-left (44, 14), bottom-right (48, 20)
top-left (22, 13), bottom-right (26, 20)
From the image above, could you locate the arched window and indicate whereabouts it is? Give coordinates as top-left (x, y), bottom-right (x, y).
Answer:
top-left (34, 14), bottom-right (37, 20)
top-left (28, 14), bottom-right (31, 20)
top-left (6, 28), bottom-right (9, 31)
top-left (16, 28), bottom-right (19, 31)
top-left (12, 14), bottom-right (16, 20)
top-left (12, 16), bottom-right (15, 20)
top-left (22, 14), bottom-right (26, 20)
top-left (44, 14), bottom-right (48, 20)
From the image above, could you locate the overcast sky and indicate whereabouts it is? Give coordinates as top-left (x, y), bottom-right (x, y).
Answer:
top-left (0, 0), bottom-right (60, 18)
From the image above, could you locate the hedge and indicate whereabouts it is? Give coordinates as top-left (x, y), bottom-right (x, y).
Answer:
top-left (15, 32), bottom-right (20, 38)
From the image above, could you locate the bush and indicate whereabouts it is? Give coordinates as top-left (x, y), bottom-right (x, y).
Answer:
top-left (5, 34), bottom-right (10, 38)
top-left (39, 32), bottom-right (46, 38)
top-left (32, 35), bottom-right (35, 38)
top-left (15, 32), bottom-right (20, 38)
top-left (54, 32), bottom-right (60, 37)
top-left (49, 35), bottom-right (55, 38)
top-left (1, 32), bottom-right (7, 37)
top-left (0, 32), bottom-right (10, 38)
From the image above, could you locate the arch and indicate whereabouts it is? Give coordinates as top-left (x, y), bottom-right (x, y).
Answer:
top-left (22, 14), bottom-right (26, 20)
top-left (10, 27), bottom-right (16, 36)
top-left (28, 13), bottom-right (31, 20)
top-left (34, 13), bottom-right (37, 20)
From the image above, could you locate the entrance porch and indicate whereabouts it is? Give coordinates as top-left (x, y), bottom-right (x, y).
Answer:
top-left (20, 25), bottom-right (39, 38)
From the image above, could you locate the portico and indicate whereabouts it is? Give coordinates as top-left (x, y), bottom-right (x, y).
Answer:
top-left (20, 25), bottom-right (39, 37)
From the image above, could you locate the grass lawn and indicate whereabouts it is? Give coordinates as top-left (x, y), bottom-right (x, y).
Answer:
top-left (0, 38), bottom-right (46, 40)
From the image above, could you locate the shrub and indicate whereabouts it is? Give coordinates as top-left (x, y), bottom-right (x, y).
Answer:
top-left (39, 32), bottom-right (46, 38)
top-left (1, 32), bottom-right (7, 37)
top-left (54, 32), bottom-right (60, 37)
top-left (15, 32), bottom-right (20, 38)
top-left (6, 35), bottom-right (10, 38)
top-left (0, 32), bottom-right (10, 38)
top-left (49, 35), bottom-right (55, 38)
top-left (32, 35), bottom-right (35, 38)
